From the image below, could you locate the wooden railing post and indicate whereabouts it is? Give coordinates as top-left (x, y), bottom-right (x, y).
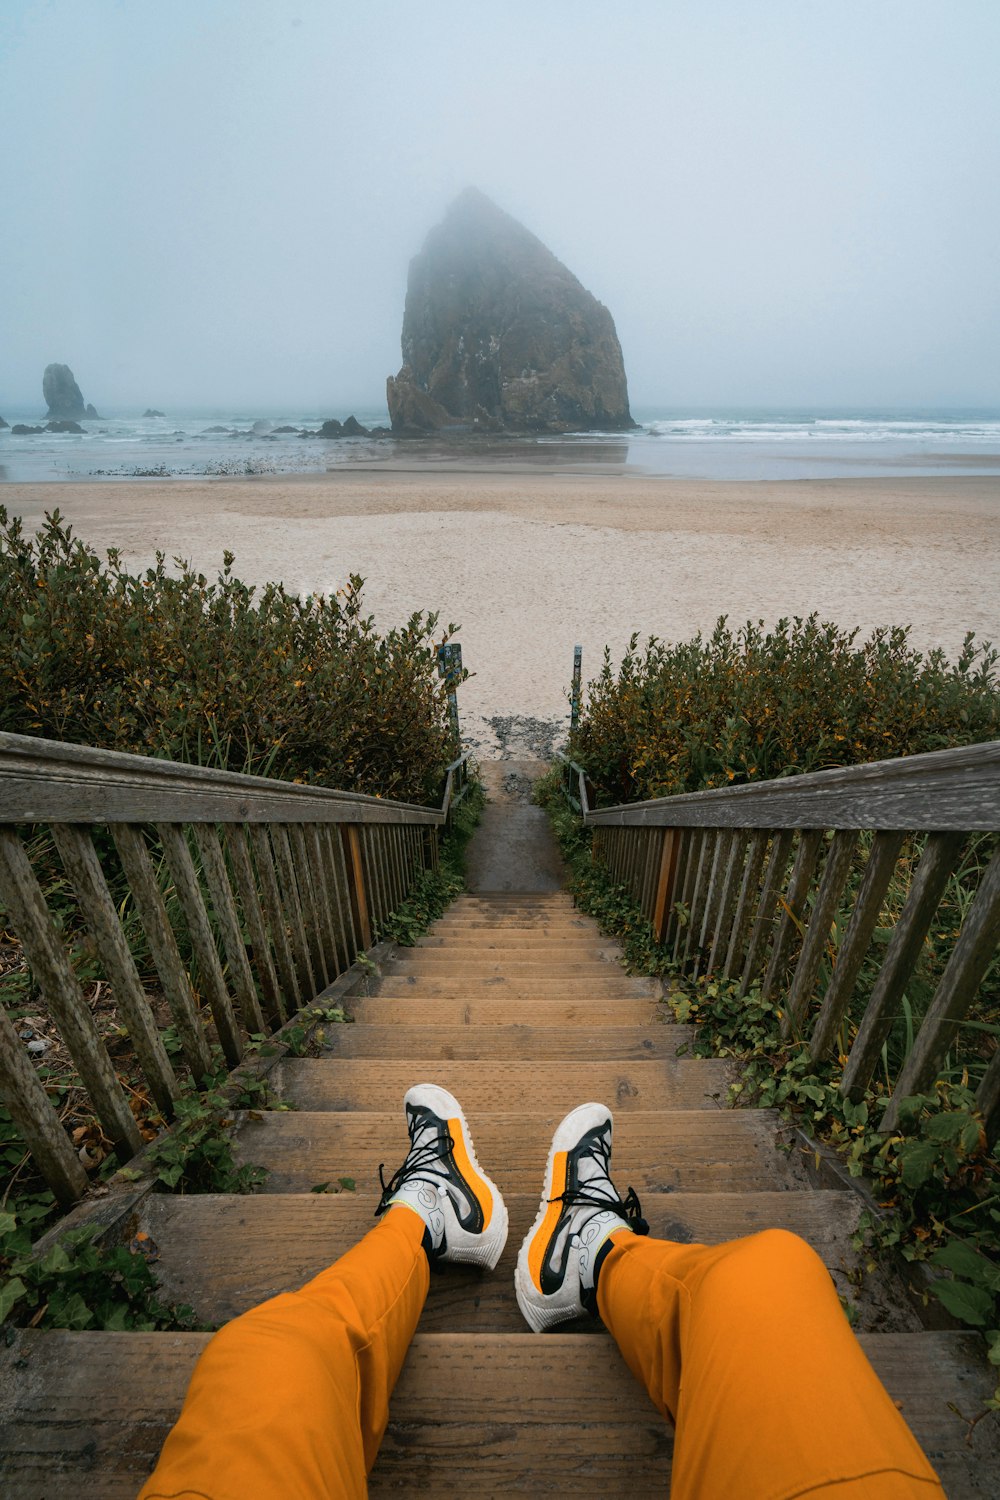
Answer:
top-left (342, 824), bottom-right (372, 950)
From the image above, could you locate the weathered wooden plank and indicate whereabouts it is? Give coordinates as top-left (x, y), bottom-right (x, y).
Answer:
top-left (809, 831), bottom-right (907, 1062)
top-left (270, 824), bottom-right (316, 1000)
top-left (585, 737), bottom-right (1000, 832)
top-left (0, 999), bottom-right (88, 1205)
top-left (883, 844), bottom-right (1000, 1132)
top-left (271, 1057), bottom-right (734, 1113)
top-left (783, 831), bottom-right (860, 1035)
top-left (321, 1023), bottom-right (695, 1060)
top-left (0, 730), bottom-right (444, 826)
top-left (191, 824), bottom-right (266, 1036)
top-left (0, 828), bottom-right (142, 1159)
top-left (222, 824), bottom-right (283, 1027)
top-left (141, 1189), bottom-right (862, 1327)
top-left (722, 828), bottom-right (769, 981)
top-left (156, 823), bottom-right (243, 1068)
top-left (839, 832), bottom-right (966, 1104)
top-left (112, 825), bottom-right (214, 1080)
top-left (247, 825), bottom-right (297, 1018)
top-left (761, 830), bottom-right (824, 1004)
top-left (50, 824), bottom-right (178, 1116)
top-left (237, 1108), bottom-right (810, 1195)
top-left (1, 1328), bottom-right (994, 1499)
top-left (676, 829), bottom-right (705, 964)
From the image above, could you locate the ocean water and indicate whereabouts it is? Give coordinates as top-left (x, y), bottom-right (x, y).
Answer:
top-left (1, 404), bottom-right (998, 483)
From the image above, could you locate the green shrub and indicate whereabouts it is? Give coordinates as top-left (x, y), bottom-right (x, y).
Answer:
top-left (574, 616), bottom-right (1000, 805)
top-left (0, 508), bottom-right (460, 803)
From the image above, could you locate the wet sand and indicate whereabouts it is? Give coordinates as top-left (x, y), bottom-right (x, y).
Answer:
top-left (5, 471), bottom-right (998, 758)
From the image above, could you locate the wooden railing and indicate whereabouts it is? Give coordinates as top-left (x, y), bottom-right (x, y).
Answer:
top-left (559, 742), bottom-right (1000, 1140)
top-left (0, 732), bottom-right (470, 1205)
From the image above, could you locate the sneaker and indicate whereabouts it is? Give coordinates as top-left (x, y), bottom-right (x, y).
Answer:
top-left (515, 1102), bottom-right (648, 1332)
top-left (375, 1083), bottom-right (508, 1270)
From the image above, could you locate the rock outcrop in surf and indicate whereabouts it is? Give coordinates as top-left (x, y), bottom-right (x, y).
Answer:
top-left (387, 188), bottom-right (635, 435)
top-left (43, 363), bottom-right (99, 420)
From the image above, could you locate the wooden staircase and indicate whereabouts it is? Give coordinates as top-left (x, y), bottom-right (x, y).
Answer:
top-left (2, 892), bottom-right (998, 1496)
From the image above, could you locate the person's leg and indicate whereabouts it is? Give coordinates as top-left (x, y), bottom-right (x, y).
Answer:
top-left (598, 1228), bottom-right (945, 1500)
top-left (141, 1083), bottom-right (508, 1500)
top-left (139, 1205), bottom-right (428, 1500)
top-left (516, 1102), bottom-right (944, 1500)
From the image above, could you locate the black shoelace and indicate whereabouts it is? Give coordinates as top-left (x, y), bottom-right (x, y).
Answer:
top-left (548, 1180), bottom-right (650, 1237)
top-left (375, 1129), bottom-right (456, 1218)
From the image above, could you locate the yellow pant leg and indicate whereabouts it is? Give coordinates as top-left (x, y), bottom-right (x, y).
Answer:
top-left (597, 1227), bottom-right (944, 1500)
top-left (139, 1205), bottom-right (428, 1500)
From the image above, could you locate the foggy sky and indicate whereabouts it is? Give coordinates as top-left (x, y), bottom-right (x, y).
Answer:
top-left (2, 0), bottom-right (998, 413)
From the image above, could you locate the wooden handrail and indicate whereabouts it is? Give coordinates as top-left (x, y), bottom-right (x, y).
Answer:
top-left (560, 740), bottom-right (1000, 1143)
top-left (0, 735), bottom-right (471, 1204)
top-left (0, 732), bottom-right (447, 825)
top-left (582, 739), bottom-right (1000, 832)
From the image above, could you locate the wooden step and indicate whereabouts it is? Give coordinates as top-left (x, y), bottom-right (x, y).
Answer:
top-left (412, 937), bottom-right (613, 953)
top-left (381, 958), bottom-right (626, 976)
top-left (344, 997), bottom-right (671, 1027)
top-left (141, 1190), bottom-right (874, 1331)
top-left (269, 1058), bottom-right (734, 1113)
top-left (235, 1110), bottom-right (810, 1194)
top-left (428, 919), bottom-right (597, 933)
top-left (2, 1329), bottom-right (994, 1498)
top-left (321, 1024), bottom-right (697, 1061)
top-left (371, 977), bottom-right (661, 998)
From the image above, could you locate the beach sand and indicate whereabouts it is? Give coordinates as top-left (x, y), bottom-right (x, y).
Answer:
top-left (6, 471), bottom-right (999, 759)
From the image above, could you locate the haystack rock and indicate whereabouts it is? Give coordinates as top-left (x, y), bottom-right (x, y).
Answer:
top-left (387, 188), bottom-right (635, 435)
top-left (42, 363), bottom-right (99, 421)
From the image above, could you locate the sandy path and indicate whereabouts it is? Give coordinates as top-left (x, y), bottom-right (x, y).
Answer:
top-left (6, 471), bottom-right (998, 757)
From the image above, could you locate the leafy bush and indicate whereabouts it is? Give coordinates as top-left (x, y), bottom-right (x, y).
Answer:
top-left (574, 616), bottom-right (1000, 804)
top-left (0, 508), bottom-right (460, 803)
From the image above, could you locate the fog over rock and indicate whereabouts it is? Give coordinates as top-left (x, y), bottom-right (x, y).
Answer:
top-left (42, 363), bottom-right (99, 420)
top-left (387, 188), bottom-right (635, 435)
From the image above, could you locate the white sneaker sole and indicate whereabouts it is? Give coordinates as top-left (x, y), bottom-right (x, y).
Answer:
top-left (403, 1083), bottom-right (509, 1271)
top-left (515, 1102), bottom-right (613, 1333)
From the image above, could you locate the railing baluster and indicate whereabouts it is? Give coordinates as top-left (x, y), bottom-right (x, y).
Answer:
top-left (271, 825), bottom-right (316, 998)
top-left (693, 831), bottom-right (730, 980)
top-left (157, 823), bottom-right (244, 1068)
top-left (740, 830), bottom-right (794, 995)
top-left (306, 824), bottom-right (340, 983)
top-left (809, 831), bottom-right (907, 1061)
top-left (681, 831), bottom-right (711, 967)
top-left (839, 832), bottom-right (965, 1103)
top-left (761, 830), bottom-right (824, 1004)
top-left (112, 825), bottom-right (215, 1078)
top-left (0, 828), bottom-right (142, 1158)
top-left (223, 825), bottom-right (284, 1027)
top-left (342, 825), bottom-right (373, 950)
top-left (882, 844), bottom-right (1000, 1131)
top-left (322, 825), bottom-right (356, 969)
top-left (192, 824), bottom-right (266, 1036)
top-left (723, 828), bottom-right (770, 981)
top-left (247, 825), bottom-right (297, 1018)
top-left (782, 830), bottom-right (859, 1036)
top-left (361, 827), bottom-right (385, 931)
top-left (289, 825), bottom-right (328, 989)
top-left (51, 824), bottom-right (178, 1116)
top-left (0, 1001), bottom-right (88, 1205)
top-left (707, 832), bottom-right (750, 976)
top-left (668, 829), bottom-right (696, 957)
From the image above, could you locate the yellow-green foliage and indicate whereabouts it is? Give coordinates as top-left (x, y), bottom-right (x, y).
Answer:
top-left (0, 509), bottom-right (458, 803)
top-left (575, 616), bottom-right (1000, 804)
